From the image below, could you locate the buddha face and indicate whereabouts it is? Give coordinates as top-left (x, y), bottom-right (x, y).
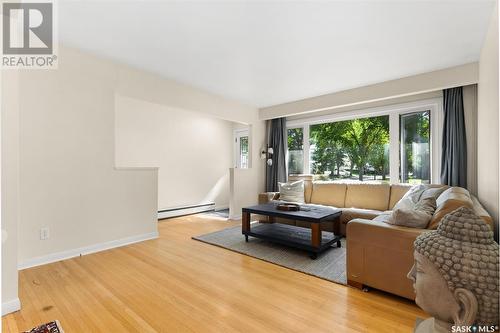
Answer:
top-left (408, 251), bottom-right (461, 323)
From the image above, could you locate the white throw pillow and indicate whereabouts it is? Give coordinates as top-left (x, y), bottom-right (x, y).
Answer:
top-left (392, 184), bottom-right (427, 211)
top-left (420, 186), bottom-right (448, 201)
top-left (389, 197), bottom-right (437, 229)
top-left (278, 180), bottom-right (305, 203)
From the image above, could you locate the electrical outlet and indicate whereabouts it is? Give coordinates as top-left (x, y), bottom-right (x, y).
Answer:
top-left (40, 227), bottom-right (50, 240)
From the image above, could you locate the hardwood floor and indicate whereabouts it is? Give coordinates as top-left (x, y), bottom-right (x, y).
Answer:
top-left (2, 214), bottom-right (425, 332)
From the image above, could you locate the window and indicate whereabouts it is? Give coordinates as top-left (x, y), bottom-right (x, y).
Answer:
top-left (309, 115), bottom-right (389, 182)
top-left (285, 99), bottom-right (440, 184)
top-left (239, 136), bottom-right (249, 168)
top-left (234, 129), bottom-right (249, 168)
top-left (287, 128), bottom-right (304, 174)
top-left (400, 111), bottom-right (430, 184)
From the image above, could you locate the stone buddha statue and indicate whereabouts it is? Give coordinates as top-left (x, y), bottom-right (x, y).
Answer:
top-left (407, 207), bottom-right (499, 333)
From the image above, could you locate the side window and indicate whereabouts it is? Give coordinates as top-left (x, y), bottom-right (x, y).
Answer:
top-left (287, 128), bottom-right (304, 175)
top-left (400, 111), bottom-right (431, 184)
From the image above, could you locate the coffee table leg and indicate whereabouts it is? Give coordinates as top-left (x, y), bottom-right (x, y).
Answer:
top-left (242, 211), bottom-right (251, 242)
top-left (311, 223), bottom-right (321, 250)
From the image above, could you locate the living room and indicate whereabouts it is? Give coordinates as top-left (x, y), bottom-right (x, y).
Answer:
top-left (1, 1), bottom-right (499, 332)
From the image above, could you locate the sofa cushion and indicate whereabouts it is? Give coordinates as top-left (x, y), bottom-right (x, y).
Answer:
top-left (373, 212), bottom-right (393, 223)
top-left (388, 184), bottom-right (412, 209)
top-left (340, 208), bottom-right (384, 225)
top-left (345, 183), bottom-right (390, 211)
top-left (310, 182), bottom-right (347, 207)
top-left (340, 208), bottom-right (384, 236)
top-left (428, 187), bottom-right (473, 229)
top-left (278, 180), bottom-right (305, 203)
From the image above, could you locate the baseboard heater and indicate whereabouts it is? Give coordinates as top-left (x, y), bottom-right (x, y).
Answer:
top-left (158, 202), bottom-right (216, 220)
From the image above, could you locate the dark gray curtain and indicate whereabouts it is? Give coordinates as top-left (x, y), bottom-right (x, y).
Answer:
top-left (266, 118), bottom-right (287, 192)
top-left (441, 87), bottom-right (467, 187)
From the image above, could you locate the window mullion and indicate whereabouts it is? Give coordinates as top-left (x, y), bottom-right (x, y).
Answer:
top-left (389, 113), bottom-right (400, 184)
top-left (303, 125), bottom-right (310, 175)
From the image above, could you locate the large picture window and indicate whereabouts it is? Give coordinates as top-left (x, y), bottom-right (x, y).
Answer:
top-left (309, 115), bottom-right (389, 182)
top-left (285, 101), bottom-right (440, 184)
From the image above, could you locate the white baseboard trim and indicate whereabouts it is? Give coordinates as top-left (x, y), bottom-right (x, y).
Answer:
top-left (18, 231), bottom-right (159, 270)
top-left (158, 203), bottom-right (215, 219)
top-left (2, 298), bottom-right (21, 315)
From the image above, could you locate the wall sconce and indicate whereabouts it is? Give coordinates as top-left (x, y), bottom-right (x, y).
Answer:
top-left (260, 147), bottom-right (267, 160)
top-left (266, 145), bottom-right (273, 167)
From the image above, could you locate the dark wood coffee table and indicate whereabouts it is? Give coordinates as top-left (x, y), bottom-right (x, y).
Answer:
top-left (242, 202), bottom-right (342, 259)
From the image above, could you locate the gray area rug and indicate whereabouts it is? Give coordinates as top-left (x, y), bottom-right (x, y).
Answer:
top-left (192, 223), bottom-right (346, 285)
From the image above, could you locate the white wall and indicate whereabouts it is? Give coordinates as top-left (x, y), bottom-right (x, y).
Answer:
top-left (1, 70), bottom-right (21, 313)
top-left (12, 45), bottom-right (264, 268)
top-left (228, 120), bottom-right (267, 219)
top-left (109, 51), bottom-right (266, 220)
top-left (463, 84), bottom-right (478, 196)
top-left (2, 9), bottom-right (21, 314)
top-left (260, 62), bottom-right (478, 120)
top-left (115, 95), bottom-right (234, 210)
top-left (17, 48), bottom-right (159, 265)
top-left (286, 90), bottom-right (442, 121)
top-left (478, 1), bottom-right (499, 234)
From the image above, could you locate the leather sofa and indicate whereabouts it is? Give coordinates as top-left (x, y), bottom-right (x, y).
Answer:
top-left (258, 175), bottom-right (418, 235)
top-left (258, 175), bottom-right (493, 300)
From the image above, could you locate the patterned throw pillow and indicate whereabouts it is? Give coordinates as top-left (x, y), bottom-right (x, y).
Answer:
top-left (393, 185), bottom-right (446, 211)
top-left (420, 186), bottom-right (448, 200)
top-left (278, 180), bottom-right (305, 203)
top-left (389, 197), bottom-right (437, 228)
top-left (413, 197), bottom-right (437, 215)
top-left (392, 184), bottom-right (427, 211)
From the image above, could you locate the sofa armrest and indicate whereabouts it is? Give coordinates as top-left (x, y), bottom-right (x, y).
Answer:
top-left (346, 218), bottom-right (429, 299)
top-left (347, 218), bottom-right (427, 250)
top-left (258, 192), bottom-right (279, 204)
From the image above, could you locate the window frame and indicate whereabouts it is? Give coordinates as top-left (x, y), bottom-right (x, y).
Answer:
top-left (286, 98), bottom-right (443, 184)
top-left (399, 110), bottom-right (432, 184)
top-left (234, 128), bottom-right (249, 169)
top-left (286, 127), bottom-right (306, 175)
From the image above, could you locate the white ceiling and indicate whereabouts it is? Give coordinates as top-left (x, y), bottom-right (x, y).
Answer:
top-left (59, 1), bottom-right (495, 108)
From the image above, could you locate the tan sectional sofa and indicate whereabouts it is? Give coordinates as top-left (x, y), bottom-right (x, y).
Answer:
top-left (258, 175), bottom-right (493, 300)
top-left (258, 175), bottom-right (415, 235)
